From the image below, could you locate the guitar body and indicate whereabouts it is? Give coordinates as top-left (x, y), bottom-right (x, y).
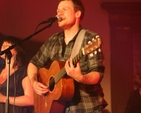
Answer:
top-left (34, 61), bottom-right (74, 113)
top-left (34, 37), bottom-right (101, 113)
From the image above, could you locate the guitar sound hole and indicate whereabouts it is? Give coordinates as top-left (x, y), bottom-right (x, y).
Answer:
top-left (49, 77), bottom-right (55, 91)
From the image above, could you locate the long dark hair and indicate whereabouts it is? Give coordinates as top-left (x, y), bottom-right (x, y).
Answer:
top-left (2, 36), bottom-right (26, 68)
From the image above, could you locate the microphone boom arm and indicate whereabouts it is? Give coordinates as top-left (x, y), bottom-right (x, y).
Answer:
top-left (0, 17), bottom-right (57, 55)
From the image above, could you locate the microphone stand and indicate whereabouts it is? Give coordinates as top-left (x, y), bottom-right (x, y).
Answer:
top-left (4, 49), bottom-right (12, 113)
top-left (0, 17), bottom-right (57, 113)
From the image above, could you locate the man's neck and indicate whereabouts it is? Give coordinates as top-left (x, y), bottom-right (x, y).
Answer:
top-left (64, 25), bottom-right (80, 44)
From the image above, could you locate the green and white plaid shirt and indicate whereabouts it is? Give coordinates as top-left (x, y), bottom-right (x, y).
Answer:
top-left (30, 28), bottom-right (107, 113)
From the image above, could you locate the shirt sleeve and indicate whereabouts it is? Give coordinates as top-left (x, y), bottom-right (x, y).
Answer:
top-left (80, 30), bottom-right (105, 81)
top-left (30, 32), bottom-right (61, 69)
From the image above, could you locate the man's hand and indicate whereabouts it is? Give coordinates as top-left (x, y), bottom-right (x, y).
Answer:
top-left (65, 58), bottom-right (84, 82)
top-left (33, 81), bottom-right (49, 95)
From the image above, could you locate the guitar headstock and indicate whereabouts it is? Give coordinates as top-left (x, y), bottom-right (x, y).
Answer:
top-left (82, 35), bottom-right (101, 55)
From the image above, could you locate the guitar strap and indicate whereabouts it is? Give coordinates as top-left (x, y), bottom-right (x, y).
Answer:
top-left (70, 29), bottom-right (86, 58)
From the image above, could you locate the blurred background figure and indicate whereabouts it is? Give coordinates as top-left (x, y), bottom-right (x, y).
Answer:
top-left (124, 74), bottom-right (141, 113)
top-left (0, 36), bottom-right (34, 113)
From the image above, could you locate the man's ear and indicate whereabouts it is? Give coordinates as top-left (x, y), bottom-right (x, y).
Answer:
top-left (75, 10), bottom-right (81, 19)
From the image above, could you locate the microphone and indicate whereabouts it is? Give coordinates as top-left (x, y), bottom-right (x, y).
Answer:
top-left (39, 15), bottom-right (62, 25)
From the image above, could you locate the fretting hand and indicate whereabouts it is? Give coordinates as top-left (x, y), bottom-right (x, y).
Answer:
top-left (65, 58), bottom-right (84, 83)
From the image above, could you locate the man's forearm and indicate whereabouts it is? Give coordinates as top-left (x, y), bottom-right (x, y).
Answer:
top-left (27, 63), bottom-right (38, 86)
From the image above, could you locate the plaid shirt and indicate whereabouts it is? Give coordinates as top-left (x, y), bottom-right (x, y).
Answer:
top-left (30, 28), bottom-right (107, 113)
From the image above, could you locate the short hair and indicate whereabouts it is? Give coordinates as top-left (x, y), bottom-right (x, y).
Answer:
top-left (2, 36), bottom-right (26, 68)
top-left (60, 0), bottom-right (85, 20)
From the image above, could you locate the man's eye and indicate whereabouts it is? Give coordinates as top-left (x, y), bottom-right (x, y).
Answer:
top-left (63, 8), bottom-right (68, 11)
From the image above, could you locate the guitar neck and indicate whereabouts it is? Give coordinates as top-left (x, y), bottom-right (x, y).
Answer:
top-left (54, 50), bottom-right (83, 84)
top-left (54, 68), bottom-right (66, 83)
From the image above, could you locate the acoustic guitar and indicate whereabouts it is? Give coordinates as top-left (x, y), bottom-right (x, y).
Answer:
top-left (34, 35), bottom-right (101, 113)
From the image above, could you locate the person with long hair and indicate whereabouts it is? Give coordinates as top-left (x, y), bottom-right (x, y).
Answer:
top-left (0, 36), bottom-right (34, 113)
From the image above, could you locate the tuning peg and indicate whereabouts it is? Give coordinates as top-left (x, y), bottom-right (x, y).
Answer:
top-left (94, 50), bottom-right (97, 55)
top-left (88, 41), bottom-right (92, 44)
top-left (92, 38), bottom-right (96, 42)
top-left (95, 35), bottom-right (100, 38)
top-left (98, 48), bottom-right (101, 52)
